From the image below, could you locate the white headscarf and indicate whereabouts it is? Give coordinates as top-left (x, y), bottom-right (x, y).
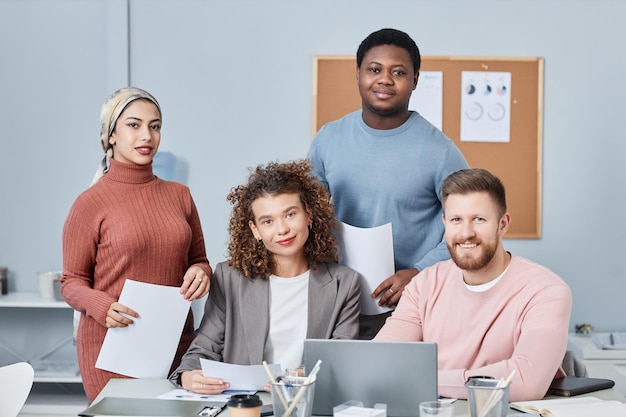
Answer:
top-left (90, 87), bottom-right (161, 185)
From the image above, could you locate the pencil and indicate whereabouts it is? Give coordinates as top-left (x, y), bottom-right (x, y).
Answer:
top-left (283, 360), bottom-right (321, 417)
top-left (262, 360), bottom-right (288, 410)
top-left (477, 370), bottom-right (516, 417)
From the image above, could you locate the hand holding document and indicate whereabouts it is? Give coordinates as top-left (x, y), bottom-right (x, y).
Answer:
top-left (200, 359), bottom-right (281, 391)
top-left (96, 279), bottom-right (191, 378)
top-left (337, 221), bottom-right (395, 315)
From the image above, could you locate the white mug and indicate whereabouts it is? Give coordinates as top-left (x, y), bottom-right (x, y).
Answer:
top-left (37, 270), bottom-right (62, 300)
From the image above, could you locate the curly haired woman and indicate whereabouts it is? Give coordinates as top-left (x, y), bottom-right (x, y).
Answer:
top-left (169, 159), bottom-right (361, 394)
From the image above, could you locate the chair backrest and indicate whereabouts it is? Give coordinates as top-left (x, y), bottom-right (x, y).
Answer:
top-left (0, 362), bottom-right (35, 417)
top-left (562, 349), bottom-right (588, 377)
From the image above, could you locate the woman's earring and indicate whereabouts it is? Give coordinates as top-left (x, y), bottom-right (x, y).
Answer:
top-left (308, 224), bottom-right (312, 230)
top-left (258, 238), bottom-right (263, 243)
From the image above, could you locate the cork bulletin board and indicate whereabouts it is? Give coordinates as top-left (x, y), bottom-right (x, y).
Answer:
top-left (312, 55), bottom-right (544, 238)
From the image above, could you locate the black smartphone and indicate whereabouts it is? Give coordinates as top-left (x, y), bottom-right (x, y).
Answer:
top-left (261, 404), bottom-right (273, 416)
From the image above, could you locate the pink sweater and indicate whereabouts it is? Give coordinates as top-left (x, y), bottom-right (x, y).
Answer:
top-left (375, 255), bottom-right (572, 401)
top-left (61, 159), bottom-right (211, 401)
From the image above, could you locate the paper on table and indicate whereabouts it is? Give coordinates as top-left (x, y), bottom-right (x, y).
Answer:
top-left (200, 359), bottom-right (281, 391)
top-left (95, 279), bottom-right (191, 378)
top-left (157, 388), bottom-right (256, 402)
top-left (337, 221), bottom-right (395, 315)
top-left (510, 396), bottom-right (626, 417)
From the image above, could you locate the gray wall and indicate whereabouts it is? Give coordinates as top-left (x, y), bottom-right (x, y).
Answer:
top-left (1, 0), bottom-right (624, 331)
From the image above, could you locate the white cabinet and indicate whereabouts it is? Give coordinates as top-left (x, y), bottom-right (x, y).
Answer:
top-left (568, 333), bottom-right (626, 397)
top-left (0, 292), bottom-right (88, 415)
top-left (0, 292), bottom-right (80, 381)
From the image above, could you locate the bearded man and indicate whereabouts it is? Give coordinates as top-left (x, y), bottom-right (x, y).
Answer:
top-left (375, 168), bottom-right (572, 402)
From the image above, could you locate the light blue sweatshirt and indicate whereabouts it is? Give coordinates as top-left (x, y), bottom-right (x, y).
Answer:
top-left (308, 110), bottom-right (469, 272)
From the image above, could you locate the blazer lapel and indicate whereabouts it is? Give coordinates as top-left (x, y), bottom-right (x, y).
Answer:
top-left (307, 263), bottom-right (336, 338)
top-left (239, 276), bottom-right (270, 364)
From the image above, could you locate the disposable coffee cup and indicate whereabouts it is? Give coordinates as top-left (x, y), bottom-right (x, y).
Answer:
top-left (227, 394), bottom-right (263, 417)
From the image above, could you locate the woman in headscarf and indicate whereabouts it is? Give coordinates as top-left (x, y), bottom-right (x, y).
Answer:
top-left (61, 87), bottom-right (212, 401)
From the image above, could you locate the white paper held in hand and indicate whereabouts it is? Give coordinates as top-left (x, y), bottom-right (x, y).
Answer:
top-left (201, 359), bottom-right (281, 391)
top-left (95, 279), bottom-right (191, 378)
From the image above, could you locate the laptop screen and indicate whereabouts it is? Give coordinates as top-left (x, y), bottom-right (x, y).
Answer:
top-left (303, 339), bottom-right (438, 417)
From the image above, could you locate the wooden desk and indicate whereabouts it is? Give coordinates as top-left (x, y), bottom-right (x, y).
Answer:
top-left (93, 378), bottom-right (626, 417)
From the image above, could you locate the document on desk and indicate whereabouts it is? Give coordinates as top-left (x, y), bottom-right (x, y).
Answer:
top-left (200, 359), bottom-right (281, 390)
top-left (337, 221), bottom-right (395, 315)
top-left (157, 388), bottom-right (256, 402)
top-left (510, 396), bottom-right (626, 416)
top-left (95, 279), bottom-right (191, 378)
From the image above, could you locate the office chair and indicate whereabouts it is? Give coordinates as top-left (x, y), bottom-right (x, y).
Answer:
top-left (562, 349), bottom-right (588, 377)
top-left (0, 361), bottom-right (35, 417)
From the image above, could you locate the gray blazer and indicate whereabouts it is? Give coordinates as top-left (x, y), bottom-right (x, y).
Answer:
top-left (169, 261), bottom-right (361, 384)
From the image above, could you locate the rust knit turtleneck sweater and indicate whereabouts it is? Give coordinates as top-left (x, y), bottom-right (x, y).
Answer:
top-left (61, 158), bottom-right (211, 401)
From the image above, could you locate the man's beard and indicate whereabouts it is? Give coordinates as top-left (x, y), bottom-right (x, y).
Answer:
top-left (447, 239), bottom-right (497, 271)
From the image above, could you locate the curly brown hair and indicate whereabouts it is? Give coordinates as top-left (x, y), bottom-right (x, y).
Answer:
top-left (226, 159), bottom-right (338, 279)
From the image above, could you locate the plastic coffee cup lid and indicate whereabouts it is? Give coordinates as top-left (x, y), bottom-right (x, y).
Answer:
top-left (227, 394), bottom-right (262, 408)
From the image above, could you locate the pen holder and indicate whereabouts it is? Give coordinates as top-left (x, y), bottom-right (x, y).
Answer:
top-left (270, 376), bottom-right (316, 417)
top-left (466, 378), bottom-right (510, 417)
top-left (227, 394), bottom-right (263, 417)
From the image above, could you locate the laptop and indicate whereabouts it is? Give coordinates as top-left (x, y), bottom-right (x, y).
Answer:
top-left (78, 397), bottom-right (226, 416)
top-left (303, 339), bottom-right (438, 417)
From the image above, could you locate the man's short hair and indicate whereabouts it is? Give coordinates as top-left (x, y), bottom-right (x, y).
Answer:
top-left (356, 28), bottom-right (421, 73)
top-left (442, 169), bottom-right (507, 217)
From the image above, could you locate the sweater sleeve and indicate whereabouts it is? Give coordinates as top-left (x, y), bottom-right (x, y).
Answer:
top-left (61, 196), bottom-right (117, 325)
top-left (186, 194), bottom-right (211, 276)
top-left (438, 283), bottom-right (573, 401)
top-left (374, 275), bottom-right (424, 342)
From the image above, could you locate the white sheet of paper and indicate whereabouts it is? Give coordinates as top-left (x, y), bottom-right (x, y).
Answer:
top-left (157, 388), bottom-right (256, 402)
top-left (409, 71), bottom-right (443, 130)
top-left (200, 359), bottom-right (281, 391)
top-left (337, 222), bottom-right (395, 315)
top-left (96, 279), bottom-right (191, 378)
top-left (460, 71), bottom-right (512, 142)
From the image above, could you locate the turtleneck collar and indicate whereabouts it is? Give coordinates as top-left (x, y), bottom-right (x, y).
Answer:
top-left (103, 158), bottom-right (156, 184)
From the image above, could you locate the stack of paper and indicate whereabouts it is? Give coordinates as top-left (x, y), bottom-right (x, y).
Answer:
top-left (510, 396), bottom-right (626, 417)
